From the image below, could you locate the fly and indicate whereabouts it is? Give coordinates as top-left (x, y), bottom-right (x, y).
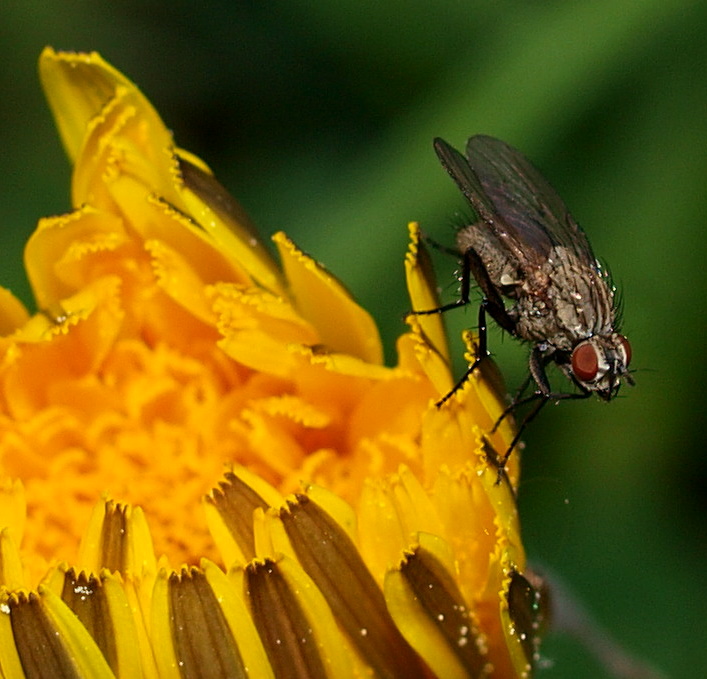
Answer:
top-left (422, 135), bottom-right (633, 470)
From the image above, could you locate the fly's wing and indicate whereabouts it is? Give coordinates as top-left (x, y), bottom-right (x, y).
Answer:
top-left (465, 135), bottom-right (597, 266)
top-left (434, 137), bottom-right (550, 269)
top-left (434, 137), bottom-right (497, 222)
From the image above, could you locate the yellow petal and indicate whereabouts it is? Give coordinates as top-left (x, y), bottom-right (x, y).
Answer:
top-left (77, 498), bottom-right (157, 576)
top-left (477, 463), bottom-right (524, 569)
top-left (274, 493), bottom-right (428, 677)
top-left (39, 47), bottom-right (147, 165)
top-left (2, 586), bottom-right (116, 677)
top-left (44, 566), bottom-right (144, 678)
top-left (121, 571), bottom-right (161, 679)
top-left (357, 465), bottom-right (447, 580)
top-left (177, 154), bottom-right (285, 296)
top-left (0, 529), bottom-right (26, 590)
top-left (419, 372), bottom-right (519, 486)
top-left (0, 594), bottom-right (24, 678)
top-left (389, 465), bottom-right (445, 540)
top-left (397, 323), bottom-right (454, 398)
top-left (358, 480), bottom-right (409, 577)
top-left (274, 231), bottom-right (383, 364)
top-left (24, 205), bottom-right (126, 310)
top-left (203, 468), bottom-right (281, 565)
top-left (111, 172), bottom-right (266, 294)
top-left (0, 289), bottom-right (30, 336)
top-left (241, 555), bottom-right (359, 679)
top-left (152, 564), bottom-right (268, 679)
top-left (211, 280), bottom-right (319, 376)
top-left (0, 479), bottom-right (26, 549)
top-left (202, 559), bottom-right (274, 678)
top-left (420, 385), bottom-right (484, 476)
top-left (150, 569), bottom-right (182, 679)
top-left (404, 221), bottom-right (450, 364)
top-left (385, 533), bottom-right (491, 679)
top-left (430, 467), bottom-right (499, 602)
top-left (40, 48), bottom-right (284, 300)
top-left (502, 569), bottom-right (548, 679)
top-left (301, 483), bottom-right (358, 544)
top-left (39, 48), bottom-right (179, 220)
top-left (145, 238), bottom-right (218, 325)
top-left (2, 277), bottom-right (124, 421)
top-left (459, 330), bottom-right (516, 449)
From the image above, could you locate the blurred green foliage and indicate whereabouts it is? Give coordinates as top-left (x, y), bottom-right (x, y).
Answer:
top-left (1, 1), bottom-right (704, 676)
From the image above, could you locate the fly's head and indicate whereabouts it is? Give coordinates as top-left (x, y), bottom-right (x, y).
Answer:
top-left (565, 333), bottom-right (633, 400)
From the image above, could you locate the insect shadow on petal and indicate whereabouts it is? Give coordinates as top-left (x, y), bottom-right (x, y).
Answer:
top-left (414, 135), bottom-right (634, 475)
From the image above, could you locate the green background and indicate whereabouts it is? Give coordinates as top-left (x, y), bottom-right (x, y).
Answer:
top-left (2, 2), bottom-right (705, 677)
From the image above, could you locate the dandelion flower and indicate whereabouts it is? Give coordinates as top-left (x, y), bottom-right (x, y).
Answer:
top-left (0, 48), bottom-right (543, 678)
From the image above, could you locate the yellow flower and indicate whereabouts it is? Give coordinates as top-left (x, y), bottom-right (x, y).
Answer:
top-left (0, 47), bottom-right (543, 678)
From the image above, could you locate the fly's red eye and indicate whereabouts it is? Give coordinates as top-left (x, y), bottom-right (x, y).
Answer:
top-left (619, 335), bottom-right (632, 366)
top-left (572, 342), bottom-right (599, 382)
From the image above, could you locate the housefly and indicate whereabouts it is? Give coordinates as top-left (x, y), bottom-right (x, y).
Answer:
top-left (424, 135), bottom-right (633, 468)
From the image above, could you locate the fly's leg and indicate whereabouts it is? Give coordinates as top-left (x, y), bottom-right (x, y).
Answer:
top-left (419, 232), bottom-right (460, 258)
top-left (415, 248), bottom-right (518, 405)
top-left (436, 302), bottom-right (489, 406)
top-left (491, 347), bottom-right (590, 482)
top-left (480, 435), bottom-right (516, 495)
top-left (491, 356), bottom-right (549, 438)
top-left (495, 397), bottom-right (548, 479)
top-left (493, 373), bottom-right (535, 431)
top-left (410, 248), bottom-right (482, 404)
top-left (411, 248), bottom-right (474, 316)
top-left (437, 280), bottom-right (520, 406)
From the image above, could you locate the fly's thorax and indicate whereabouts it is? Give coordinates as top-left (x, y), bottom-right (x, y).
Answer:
top-left (455, 221), bottom-right (485, 253)
top-left (456, 222), bottom-right (523, 293)
top-left (550, 247), bottom-right (615, 334)
top-left (514, 247), bottom-right (615, 347)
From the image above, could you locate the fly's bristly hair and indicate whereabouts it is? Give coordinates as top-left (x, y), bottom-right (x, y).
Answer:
top-left (600, 258), bottom-right (626, 332)
top-left (449, 209), bottom-right (477, 235)
top-left (589, 254), bottom-right (626, 333)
